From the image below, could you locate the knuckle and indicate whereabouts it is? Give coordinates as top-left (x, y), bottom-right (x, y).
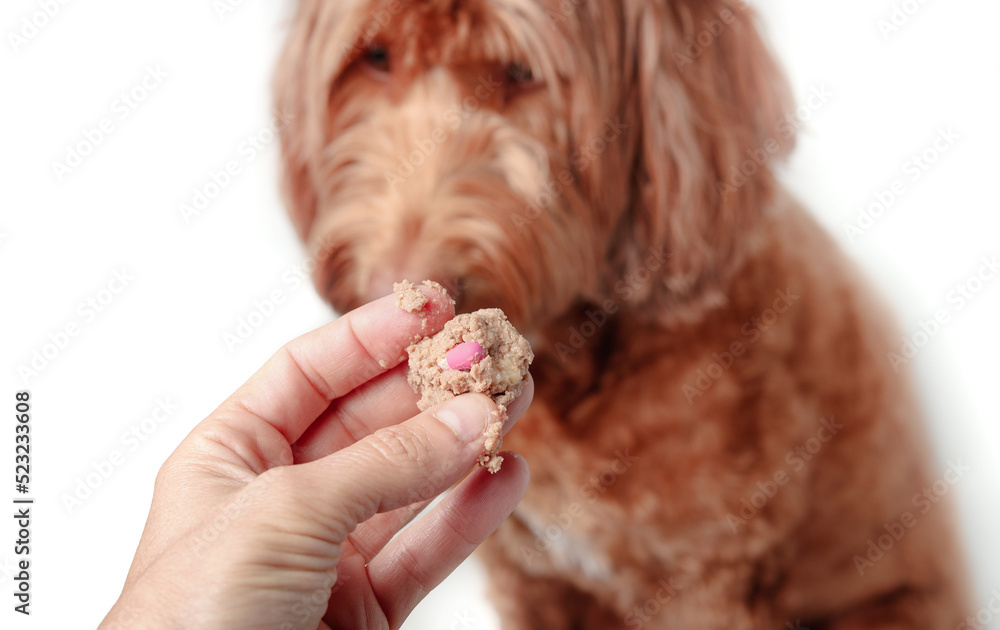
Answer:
top-left (153, 458), bottom-right (175, 490)
top-left (256, 464), bottom-right (302, 499)
top-left (257, 463), bottom-right (296, 486)
top-left (253, 465), bottom-right (317, 517)
top-left (365, 426), bottom-right (433, 466)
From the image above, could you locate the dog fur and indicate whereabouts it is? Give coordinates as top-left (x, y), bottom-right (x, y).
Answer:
top-left (274, 0), bottom-right (971, 627)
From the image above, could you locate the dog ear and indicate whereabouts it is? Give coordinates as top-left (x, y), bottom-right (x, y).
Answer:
top-left (274, 0), bottom-right (319, 241)
top-left (274, 1), bottom-right (364, 241)
top-left (619, 0), bottom-right (795, 314)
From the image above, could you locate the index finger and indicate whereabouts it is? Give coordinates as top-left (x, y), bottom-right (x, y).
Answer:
top-left (223, 282), bottom-right (455, 445)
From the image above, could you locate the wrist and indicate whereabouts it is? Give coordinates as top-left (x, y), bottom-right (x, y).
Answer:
top-left (103, 580), bottom-right (183, 630)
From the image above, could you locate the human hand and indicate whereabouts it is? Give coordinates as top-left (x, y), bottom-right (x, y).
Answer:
top-left (102, 285), bottom-right (533, 629)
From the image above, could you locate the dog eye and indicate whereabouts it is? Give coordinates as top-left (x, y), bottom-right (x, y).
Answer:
top-left (506, 61), bottom-right (534, 84)
top-left (362, 45), bottom-right (390, 72)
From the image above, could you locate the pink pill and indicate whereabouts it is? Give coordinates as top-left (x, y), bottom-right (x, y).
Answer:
top-left (445, 341), bottom-right (486, 371)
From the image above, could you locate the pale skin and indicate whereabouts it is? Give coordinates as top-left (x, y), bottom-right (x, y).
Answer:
top-left (103, 285), bottom-right (533, 629)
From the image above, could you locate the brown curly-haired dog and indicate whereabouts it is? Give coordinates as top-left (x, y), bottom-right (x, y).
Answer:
top-left (274, 0), bottom-right (971, 627)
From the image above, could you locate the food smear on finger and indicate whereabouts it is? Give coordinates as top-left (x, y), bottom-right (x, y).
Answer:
top-left (393, 279), bottom-right (429, 312)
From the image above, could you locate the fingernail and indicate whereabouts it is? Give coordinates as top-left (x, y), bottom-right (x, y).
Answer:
top-left (433, 395), bottom-right (488, 443)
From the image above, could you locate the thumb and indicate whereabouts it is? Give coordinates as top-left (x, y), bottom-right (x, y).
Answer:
top-left (294, 391), bottom-right (522, 541)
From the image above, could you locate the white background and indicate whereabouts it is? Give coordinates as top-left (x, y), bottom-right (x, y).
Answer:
top-left (1, 0), bottom-right (998, 628)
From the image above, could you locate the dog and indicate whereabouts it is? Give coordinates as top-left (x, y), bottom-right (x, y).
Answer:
top-left (273, 0), bottom-right (971, 627)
